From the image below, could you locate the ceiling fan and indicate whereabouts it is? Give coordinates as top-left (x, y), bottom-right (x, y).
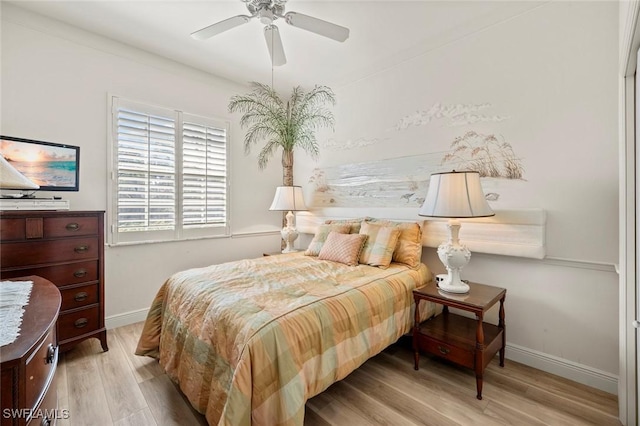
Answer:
top-left (191, 0), bottom-right (350, 66)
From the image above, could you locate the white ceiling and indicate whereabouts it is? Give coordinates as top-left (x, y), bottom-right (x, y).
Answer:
top-left (8, 1), bottom-right (545, 90)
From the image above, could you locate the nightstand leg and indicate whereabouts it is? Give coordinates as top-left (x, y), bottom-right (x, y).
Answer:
top-left (499, 296), bottom-right (505, 367)
top-left (413, 295), bottom-right (421, 370)
top-left (476, 374), bottom-right (484, 400)
top-left (475, 313), bottom-right (485, 400)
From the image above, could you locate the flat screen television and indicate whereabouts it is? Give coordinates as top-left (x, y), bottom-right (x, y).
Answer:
top-left (0, 136), bottom-right (80, 191)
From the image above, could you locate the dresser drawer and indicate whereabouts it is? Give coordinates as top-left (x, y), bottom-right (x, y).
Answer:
top-left (1, 237), bottom-right (99, 268)
top-left (26, 374), bottom-right (57, 426)
top-left (25, 330), bottom-right (57, 413)
top-left (44, 216), bottom-right (99, 238)
top-left (0, 218), bottom-right (26, 241)
top-left (0, 260), bottom-right (98, 287)
top-left (58, 306), bottom-right (100, 342)
top-left (60, 284), bottom-right (99, 311)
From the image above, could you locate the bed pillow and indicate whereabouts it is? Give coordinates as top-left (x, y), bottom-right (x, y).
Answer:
top-left (358, 221), bottom-right (401, 269)
top-left (318, 232), bottom-right (368, 266)
top-left (324, 217), bottom-right (369, 234)
top-left (305, 224), bottom-right (351, 256)
top-left (369, 219), bottom-right (423, 268)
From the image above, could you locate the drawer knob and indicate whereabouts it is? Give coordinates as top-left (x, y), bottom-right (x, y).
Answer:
top-left (438, 346), bottom-right (450, 355)
top-left (74, 291), bottom-right (88, 302)
top-left (46, 344), bottom-right (57, 364)
top-left (74, 245), bottom-right (89, 253)
top-left (74, 269), bottom-right (88, 278)
top-left (74, 318), bottom-right (89, 328)
top-left (66, 222), bottom-right (80, 231)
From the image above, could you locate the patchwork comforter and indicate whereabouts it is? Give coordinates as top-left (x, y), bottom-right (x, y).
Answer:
top-left (136, 253), bottom-right (433, 425)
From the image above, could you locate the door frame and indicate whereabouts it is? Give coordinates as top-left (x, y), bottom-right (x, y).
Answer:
top-left (620, 2), bottom-right (640, 424)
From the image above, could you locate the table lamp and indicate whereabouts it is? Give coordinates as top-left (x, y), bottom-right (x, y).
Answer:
top-left (0, 155), bottom-right (39, 196)
top-left (418, 171), bottom-right (494, 293)
top-left (269, 185), bottom-right (307, 253)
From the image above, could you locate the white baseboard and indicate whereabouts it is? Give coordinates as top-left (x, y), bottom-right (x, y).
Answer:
top-left (506, 342), bottom-right (618, 395)
top-left (105, 308), bottom-right (149, 330)
top-left (104, 308), bottom-right (618, 395)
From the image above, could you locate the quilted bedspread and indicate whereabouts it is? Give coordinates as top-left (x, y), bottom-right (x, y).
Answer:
top-left (136, 253), bottom-right (433, 425)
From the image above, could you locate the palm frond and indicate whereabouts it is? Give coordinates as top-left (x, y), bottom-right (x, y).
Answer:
top-left (258, 139), bottom-right (281, 169)
top-left (243, 124), bottom-right (281, 154)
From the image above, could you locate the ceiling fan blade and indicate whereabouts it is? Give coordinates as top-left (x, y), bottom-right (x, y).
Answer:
top-left (264, 25), bottom-right (287, 66)
top-left (191, 15), bottom-right (252, 40)
top-left (284, 11), bottom-right (349, 42)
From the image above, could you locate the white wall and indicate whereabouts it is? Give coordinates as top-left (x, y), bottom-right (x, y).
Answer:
top-left (1, 4), bottom-right (283, 325)
top-left (298, 1), bottom-right (620, 393)
top-left (1, 0), bottom-right (620, 395)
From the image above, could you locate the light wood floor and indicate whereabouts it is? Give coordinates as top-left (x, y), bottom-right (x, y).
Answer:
top-left (56, 322), bottom-right (620, 426)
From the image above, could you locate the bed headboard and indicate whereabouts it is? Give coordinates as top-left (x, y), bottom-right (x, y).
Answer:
top-left (296, 207), bottom-right (546, 259)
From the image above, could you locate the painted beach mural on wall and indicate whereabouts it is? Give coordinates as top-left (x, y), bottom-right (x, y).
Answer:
top-left (309, 102), bottom-right (524, 208)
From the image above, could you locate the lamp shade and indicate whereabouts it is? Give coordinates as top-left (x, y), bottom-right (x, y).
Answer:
top-left (0, 156), bottom-right (39, 190)
top-left (269, 185), bottom-right (307, 211)
top-left (419, 171), bottom-right (494, 218)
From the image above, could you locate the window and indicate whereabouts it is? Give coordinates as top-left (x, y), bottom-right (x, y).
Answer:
top-left (108, 97), bottom-right (230, 245)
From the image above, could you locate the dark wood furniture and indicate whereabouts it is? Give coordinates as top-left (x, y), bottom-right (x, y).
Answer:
top-left (413, 281), bottom-right (506, 400)
top-left (0, 211), bottom-right (107, 353)
top-left (1, 276), bottom-right (61, 426)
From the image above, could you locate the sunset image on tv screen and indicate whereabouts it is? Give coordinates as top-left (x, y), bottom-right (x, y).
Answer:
top-left (0, 139), bottom-right (78, 188)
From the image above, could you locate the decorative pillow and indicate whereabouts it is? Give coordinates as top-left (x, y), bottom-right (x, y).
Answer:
top-left (305, 224), bottom-right (351, 256)
top-left (369, 219), bottom-right (423, 268)
top-left (358, 221), bottom-right (401, 269)
top-left (318, 232), bottom-right (368, 266)
top-left (324, 217), bottom-right (369, 234)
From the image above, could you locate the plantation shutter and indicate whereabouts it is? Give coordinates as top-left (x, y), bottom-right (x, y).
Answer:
top-left (109, 96), bottom-right (230, 245)
top-left (182, 118), bottom-right (228, 227)
top-left (116, 106), bottom-right (176, 232)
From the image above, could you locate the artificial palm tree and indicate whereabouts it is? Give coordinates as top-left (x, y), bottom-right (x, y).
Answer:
top-left (228, 82), bottom-right (336, 186)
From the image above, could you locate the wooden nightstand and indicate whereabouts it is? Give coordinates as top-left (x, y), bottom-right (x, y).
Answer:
top-left (413, 281), bottom-right (506, 400)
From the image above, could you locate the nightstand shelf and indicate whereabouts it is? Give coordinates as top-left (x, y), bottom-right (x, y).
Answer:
top-left (413, 281), bottom-right (506, 400)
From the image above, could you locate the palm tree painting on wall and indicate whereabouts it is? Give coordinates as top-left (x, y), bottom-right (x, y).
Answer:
top-left (228, 82), bottom-right (336, 186)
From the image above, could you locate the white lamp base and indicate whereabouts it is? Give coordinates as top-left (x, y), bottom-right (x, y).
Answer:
top-left (436, 219), bottom-right (471, 294)
top-left (280, 210), bottom-right (299, 253)
top-left (437, 276), bottom-right (470, 294)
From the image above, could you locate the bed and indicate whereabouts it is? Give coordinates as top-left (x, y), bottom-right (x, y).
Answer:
top-left (136, 223), bottom-right (435, 425)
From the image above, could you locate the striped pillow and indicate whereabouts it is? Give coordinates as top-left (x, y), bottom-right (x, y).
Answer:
top-left (358, 221), bottom-right (401, 268)
top-left (369, 219), bottom-right (423, 268)
top-left (305, 224), bottom-right (351, 256)
top-left (318, 232), bottom-right (368, 266)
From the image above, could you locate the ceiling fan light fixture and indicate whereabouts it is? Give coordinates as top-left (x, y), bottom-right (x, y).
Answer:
top-left (258, 9), bottom-right (274, 25)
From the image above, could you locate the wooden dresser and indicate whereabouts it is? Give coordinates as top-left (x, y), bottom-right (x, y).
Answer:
top-left (1, 276), bottom-right (61, 426)
top-left (0, 211), bottom-right (108, 353)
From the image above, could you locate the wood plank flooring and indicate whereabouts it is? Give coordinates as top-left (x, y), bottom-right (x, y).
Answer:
top-left (57, 322), bottom-right (620, 425)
